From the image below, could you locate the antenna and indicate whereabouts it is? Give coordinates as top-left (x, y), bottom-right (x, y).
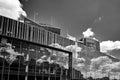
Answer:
top-left (50, 16), bottom-right (53, 26)
top-left (33, 11), bottom-right (38, 22)
top-left (66, 29), bottom-right (69, 37)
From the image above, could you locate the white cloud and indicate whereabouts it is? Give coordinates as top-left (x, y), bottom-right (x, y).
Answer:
top-left (101, 62), bottom-right (120, 72)
top-left (66, 45), bottom-right (82, 58)
top-left (66, 45), bottom-right (82, 52)
top-left (111, 62), bottom-right (120, 70)
top-left (73, 57), bottom-right (85, 64)
top-left (90, 56), bottom-right (112, 71)
top-left (0, 0), bottom-right (27, 20)
top-left (90, 56), bottom-right (120, 76)
top-left (100, 40), bottom-right (120, 53)
top-left (73, 57), bottom-right (86, 71)
top-left (86, 61), bottom-right (120, 79)
top-left (82, 28), bottom-right (120, 53)
top-left (82, 28), bottom-right (94, 38)
top-left (49, 43), bottom-right (65, 49)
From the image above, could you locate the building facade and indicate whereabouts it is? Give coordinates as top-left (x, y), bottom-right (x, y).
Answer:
top-left (0, 15), bottom-right (84, 80)
top-left (0, 15), bottom-right (119, 80)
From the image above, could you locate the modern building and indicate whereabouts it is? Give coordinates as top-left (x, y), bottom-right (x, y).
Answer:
top-left (0, 15), bottom-right (119, 80)
top-left (24, 17), bottom-right (61, 35)
top-left (79, 37), bottom-right (119, 62)
top-left (0, 15), bottom-right (79, 80)
top-left (77, 37), bottom-right (120, 74)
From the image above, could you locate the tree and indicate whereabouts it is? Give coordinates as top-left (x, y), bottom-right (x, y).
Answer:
top-left (0, 43), bottom-right (24, 64)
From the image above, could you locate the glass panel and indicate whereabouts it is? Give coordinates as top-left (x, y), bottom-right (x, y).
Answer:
top-left (20, 42), bottom-right (28, 73)
top-left (17, 22), bottom-right (21, 39)
top-left (7, 18), bottom-right (13, 37)
top-left (0, 16), bottom-right (3, 34)
top-left (10, 40), bottom-right (21, 72)
top-left (0, 37), bottom-right (71, 80)
top-left (22, 24), bottom-right (26, 40)
top-left (27, 44), bottom-right (36, 80)
top-left (28, 44), bottom-right (36, 73)
top-left (14, 21), bottom-right (18, 38)
top-left (20, 23), bottom-right (24, 39)
top-left (2, 17), bottom-right (8, 35)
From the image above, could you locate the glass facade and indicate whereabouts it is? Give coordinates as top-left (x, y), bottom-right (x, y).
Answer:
top-left (0, 37), bottom-right (75, 80)
top-left (0, 16), bottom-right (84, 80)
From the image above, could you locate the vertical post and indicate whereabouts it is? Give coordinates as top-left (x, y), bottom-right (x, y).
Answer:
top-left (1, 56), bottom-right (5, 80)
top-left (0, 16), bottom-right (4, 34)
top-left (50, 16), bottom-right (53, 26)
top-left (35, 46), bottom-right (37, 80)
top-left (25, 53), bottom-right (29, 80)
top-left (68, 52), bottom-right (72, 80)
top-left (33, 12), bottom-right (36, 22)
top-left (60, 66), bottom-right (63, 80)
top-left (74, 40), bottom-right (78, 58)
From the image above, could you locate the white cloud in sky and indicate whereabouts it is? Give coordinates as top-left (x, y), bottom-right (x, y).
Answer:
top-left (100, 62), bottom-right (120, 72)
top-left (49, 43), bottom-right (65, 50)
top-left (82, 28), bottom-right (94, 38)
top-left (73, 57), bottom-right (86, 71)
top-left (66, 45), bottom-right (82, 52)
top-left (90, 56), bottom-right (112, 71)
top-left (0, 0), bottom-right (27, 20)
top-left (66, 44), bottom-right (82, 58)
top-left (100, 40), bottom-right (120, 53)
top-left (82, 28), bottom-right (120, 53)
top-left (89, 56), bottom-right (120, 79)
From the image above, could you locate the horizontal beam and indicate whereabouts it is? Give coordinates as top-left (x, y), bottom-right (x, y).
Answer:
top-left (0, 34), bottom-right (72, 55)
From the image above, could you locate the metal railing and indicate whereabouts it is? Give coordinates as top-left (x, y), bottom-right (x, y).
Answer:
top-left (0, 15), bottom-right (75, 47)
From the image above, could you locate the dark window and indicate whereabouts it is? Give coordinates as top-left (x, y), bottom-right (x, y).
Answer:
top-left (2, 17), bottom-right (9, 35)
top-left (28, 44), bottom-right (36, 73)
top-left (0, 16), bottom-right (4, 34)
top-left (28, 25), bottom-right (31, 41)
top-left (7, 19), bottom-right (13, 36)
top-left (14, 21), bottom-right (18, 38)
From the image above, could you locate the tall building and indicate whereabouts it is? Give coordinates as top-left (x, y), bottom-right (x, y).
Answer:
top-left (79, 37), bottom-right (100, 52)
top-left (24, 17), bottom-right (61, 35)
top-left (78, 37), bottom-right (120, 71)
top-left (0, 15), bottom-right (78, 80)
top-left (0, 15), bottom-right (119, 80)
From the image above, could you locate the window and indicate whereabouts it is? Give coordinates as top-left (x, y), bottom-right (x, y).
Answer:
top-left (14, 21), bottom-right (18, 38)
top-left (7, 18), bottom-right (13, 36)
top-left (35, 27), bottom-right (38, 42)
top-left (21, 42), bottom-right (29, 72)
top-left (28, 44), bottom-right (36, 73)
top-left (22, 24), bottom-right (26, 40)
top-left (20, 23), bottom-right (24, 39)
top-left (0, 16), bottom-right (4, 34)
top-left (2, 17), bottom-right (9, 35)
top-left (28, 25), bottom-right (31, 41)
top-left (17, 22), bottom-right (21, 39)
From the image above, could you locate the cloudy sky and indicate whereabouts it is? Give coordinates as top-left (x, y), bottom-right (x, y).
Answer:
top-left (1, 0), bottom-right (120, 78)
top-left (19, 0), bottom-right (120, 41)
